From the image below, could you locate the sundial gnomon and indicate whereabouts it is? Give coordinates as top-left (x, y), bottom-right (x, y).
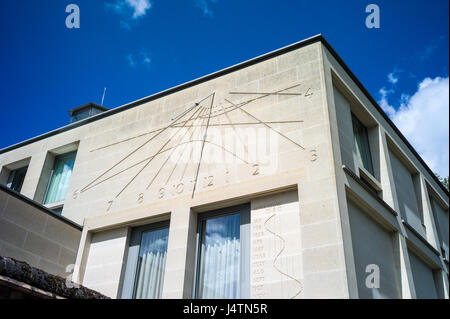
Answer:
top-left (79, 83), bottom-right (316, 210)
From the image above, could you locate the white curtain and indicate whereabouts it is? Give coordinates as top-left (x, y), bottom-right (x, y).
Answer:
top-left (44, 152), bottom-right (76, 204)
top-left (199, 213), bottom-right (241, 299)
top-left (134, 228), bottom-right (169, 299)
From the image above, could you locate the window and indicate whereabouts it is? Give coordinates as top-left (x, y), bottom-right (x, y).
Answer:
top-left (352, 114), bottom-right (374, 175)
top-left (52, 206), bottom-right (63, 215)
top-left (429, 195), bottom-right (449, 261)
top-left (43, 151), bottom-right (77, 204)
top-left (6, 166), bottom-right (28, 193)
top-left (121, 222), bottom-right (170, 299)
top-left (69, 103), bottom-right (108, 123)
top-left (389, 149), bottom-right (425, 236)
top-left (194, 204), bottom-right (250, 299)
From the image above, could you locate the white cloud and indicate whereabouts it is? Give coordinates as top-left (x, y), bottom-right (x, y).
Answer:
top-left (126, 50), bottom-right (151, 69)
top-left (106, 0), bottom-right (152, 21)
top-left (387, 67), bottom-right (401, 85)
top-left (387, 72), bottom-right (398, 84)
top-left (381, 77), bottom-right (449, 177)
top-left (378, 87), bottom-right (396, 117)
top-left (195, 0), bottom-right (218, 16)
top-left (126, 0), bottom-right (152, 18)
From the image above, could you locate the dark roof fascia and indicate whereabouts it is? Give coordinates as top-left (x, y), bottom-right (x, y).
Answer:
top-left (0, 34), bottom-right (448, 196)
top-left (0, 184), bottom-right (82, 230)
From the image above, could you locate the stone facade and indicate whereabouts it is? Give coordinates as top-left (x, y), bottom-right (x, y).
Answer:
top-left (0, 185), bottom-right (82, 277)
top-left (0, 35), bottom-right (448, 299)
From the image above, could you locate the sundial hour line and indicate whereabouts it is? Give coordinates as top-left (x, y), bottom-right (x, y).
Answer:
top-left (117, 103), bottom-right (207, 198)
top-left (171, 92), bottom-right (214, 121)
top-left (224, 98), bottom-right (305, 150)
top-left (164, 106), bottom-right (211, 186)
top-left (81, 83), bottom-right (311, 203)
top-left (229, 92), bottom-right (302, 96)
top-left (82, 137), bottom-right (250, 193)
top-left (179, 109), bottom-right (212, 182)
top-left (218, 99), bottom-right (254, 164)
top-left (90, 84), bottom-right (307, 152)
top-left (191, 92), bottom-right (215, 198)
top-left (148, 106), bottom-right (210, 190)
top-left (81, 94), bottom-right (210, 194)
top-left (89, 92), bottom-right (215, 152)
top-left (171, 120), bottom-right (304, 128)
top-left (197, 84), bottom-right (304, 119)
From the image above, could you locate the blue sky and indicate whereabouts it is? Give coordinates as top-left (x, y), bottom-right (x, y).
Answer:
top-left (0, 0), bottom-right (448, 175)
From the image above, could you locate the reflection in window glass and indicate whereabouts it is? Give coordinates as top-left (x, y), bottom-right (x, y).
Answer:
top-left (352, 114), bottom-right (374, 175)
top-left (6, 166), bottom-right (28, 193)
top-left (133, 227), bottom-right (169, 299)
top-left (197, 213), bottom-right (241, 299)
top-left (52, 207), bottom-right (63, 215)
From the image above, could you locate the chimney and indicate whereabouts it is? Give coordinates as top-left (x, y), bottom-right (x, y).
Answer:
top-left (68, 102), bottom-right (109, 123)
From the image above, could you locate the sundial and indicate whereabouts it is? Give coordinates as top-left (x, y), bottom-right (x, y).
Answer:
top-left (77, 83), bottom-right (316, 212)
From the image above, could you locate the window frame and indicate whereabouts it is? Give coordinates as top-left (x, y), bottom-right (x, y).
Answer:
top-left (120, 220), bottom-right (171, 299)
top-left (192, 203), bottom-right (250, 299)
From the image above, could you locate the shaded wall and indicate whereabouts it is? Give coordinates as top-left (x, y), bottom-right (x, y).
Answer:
top-left (0, 185), bottom-right (82, 277)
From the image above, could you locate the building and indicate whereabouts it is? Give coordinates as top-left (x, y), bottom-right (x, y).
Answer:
top-left (0, 35), bottom-right (448, 299)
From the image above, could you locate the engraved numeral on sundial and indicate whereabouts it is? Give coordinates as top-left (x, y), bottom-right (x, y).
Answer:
top-left (137, 193), bottom-right (144, 203)
top-left (310, 149), bottom-right (318, 162)
top-left (107, 200), bottom-right (114, 212)
top-left (253, 268), bottom-right (264, 275)
top-left (176, 183), bottom-right (184, 194)
top-left (82, 84), bottom-right (310, 201)
top-left (203, 176), bottom-right (214, 188)
top-left (252, 164), bottom-right (260, 176)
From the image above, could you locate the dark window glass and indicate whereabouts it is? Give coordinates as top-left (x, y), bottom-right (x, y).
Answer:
top-left (352, 114), bottom-right (374, 175)
top-left (6, 166), bottom-right (28, 193)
